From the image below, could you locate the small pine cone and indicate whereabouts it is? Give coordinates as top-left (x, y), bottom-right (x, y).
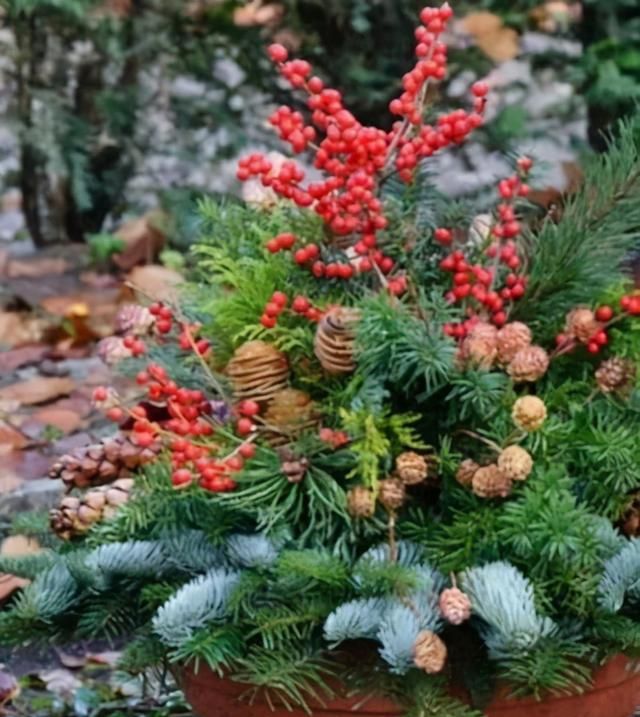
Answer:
top-left (461, 322), bottom-right (498, 369)
top-left (596, 357), bottom-right (637, 396)
top-left (439, 587), bottom-right (472, 625)
top-left (498, 445), bottom-right (533, 482)
top-left (226, 340), bottom-right (289, 404)
top-left (115, 304), bottom-right (155, 335)
top-left (314, 307), bottom-right (361, 374)
top-left (413, 630), bottom-right (447, 674)
top-left (263, 389), bottom-right (319, 445)
top-left (455, 459), bottom-right (479, 487)
top-left (280, 458), bottom-right (310, 484)
top-left (507, 346), bottom-right (550, 383)
top-left (395, 452), bottom-right (429, 485)
top-left (378, 478), bottom-right (406, 511)
top-left (497, 322), bottom-right (532, 365)
top-left (565, 308), bottom-right (600, 344)
top-left (512, 396), bottom-right (547, 432)
top-left (50, 478), bottom-right (134, 539)
top-left (347, 486), bottom-right (376, 518)
top-left (472, 464), bottom-right (512, 499)
top-left (96, 336), bottom-right (133, 366)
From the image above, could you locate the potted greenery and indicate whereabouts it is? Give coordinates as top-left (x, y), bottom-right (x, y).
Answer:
top-left (3, 4), bottom-right (640, 717)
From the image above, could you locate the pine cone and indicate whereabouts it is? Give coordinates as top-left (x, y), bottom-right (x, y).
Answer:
top-left (226, 340), bottom-right (289, 403)
top-left (378, 477), bottom-right (406, 511)
top-left (565, 308), bottom-right (600, 343)
top-left (413, 630), bottom-right (447, 674)
top-left (460, 322), bottom-right (498, 369)
top-left (497, 322), bottom-right (532, 365)
top-left (621, 492), bottom-right (640, 537)
top-left (439, 587), bottom-right (472, 625)
top-left (472, 464), bottom-right (512, 499)
top-left (347, 486), bottom-right (376, 518)
top-left (96, 336), bottom-right (133, 366)
top-left (596, 357), bottom-right (636, 396)
top-left (498, 445), bottom-right (533, 482)
top-left (277, 446), bottom-right (310, 483)
top-left (263, 389), bottom-right (319, 445)
top-left (507, 346), bottom-right (549, 383)
top-left (395, 452), bottom-right (429, 485)
top-left (49, 433), bottom-right (161, 490)
top-left (455, 459), bottom-right (479, 487)
top-left (512, 396), bottom-right (547, 432)
top-left (50, 478), bottom-right (134, 539)
top-left (314, 307), bottom-right (361, 374)
top-left (115, 304), bottom-right (155, 335)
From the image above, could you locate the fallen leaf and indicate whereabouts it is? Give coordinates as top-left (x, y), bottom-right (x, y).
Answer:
top-left (112, 211), bottom-right (167, 271)
top-left (1, 450), bottom-right (51, 483)
top-left (1, 534), bottom-right (42, 557)
top-left (0, 311), bottom-right (46, 348)
top-left (56, 649), bottom-right (88, 669)
top-left (80, 271), bottom-right (120, 289)
top-left (87, 650), bottom-right (122, 667)
top-left (0, 469), bottom-right (23, 493)
top-left (0, 377), bottom-right (76, 406)
top-left (38, 668), bottom-right (83, 696)
top-left (0, 344), bottom-right (48, 373)
top-left (0, 574), bottom-right (29, 602)
top-left (27, 407), bottom-right (84, 436)
top-left (234, 0), bottom-right (284, 27)
top-left (0, 422), bottom-right (28, 450)
top-left (7, 257), bottom-right (71, 279)
top-left (460, 12), bottom-right (520, 62)
top-left (125, 264), bottom-right (183, 303)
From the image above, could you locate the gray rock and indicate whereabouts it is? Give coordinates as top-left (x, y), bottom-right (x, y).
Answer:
top-left (0, 478), bottom-right (61, 516)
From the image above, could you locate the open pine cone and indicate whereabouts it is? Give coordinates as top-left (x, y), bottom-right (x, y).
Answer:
top-left (472, 464), bottom-right (512, 498)
top-left (455, 459), bottom-right (479, 487)
top-left (496, 322), bottom-right (532, 365)
top-left (347, 486), bottom-right (376, 518)
top-left (460, 322), bottom-right (498, 369)
top-left (565, 308), bottom-right (600, 343)
top-left (378, 477), bottom-right (406, 511)
top-left (314, 307), bottom-right (361, 374)
top-left (49, 433), bottom-right (161, 491)
top-left (50, 478), bottom-right (134, 539)
top-left (395, 451), bottom-right (431, 485)
top-left (498, 445), bottom-right (533, 482)
top-left (595, 357), bottom-right (636, 396)
top-left (226, 340), bottom-right (289, 403)
top-left (439, 587), bottom-right (472, 625)
top-left (413, 630), bottom-right (447, 674)
top-left (512, 396), bottom-right (547, 432)
top-left (507, 346), bottom-right (550, 383)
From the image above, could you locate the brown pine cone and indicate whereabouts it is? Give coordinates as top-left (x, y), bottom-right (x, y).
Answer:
top-left (507, 346), bottom-right (550, 383)
top-left (378, 478), bottom-right (406, 511)
top-left (263, 389), bottom-right (319, 445)
top-left (395, 452), bottom-right (429, 485)
top-left (226, 340), bottom-right (289, 403)
top-left (439, 587), bottom-right (472, 625)
top-left (472, 464), bottom-right (512, 499)
top-left (347, 486), bottom-right (376, 518)
top-left (413, 630), bottom-right (447, 674)
top-left (455, 459), bottom-right (479, 487)
top-left (498, 445), bottom-right (533, 482)
top-left (512, 396), bottom-right (547, 432)
top-left (96, 336), bottom-right (133, 366)
top-left (115, 304), bottom-right (155, 335)
top-left (595, 357), bottom-right (636, 396)
top-left (497, 322), bottom-right (532, 365)
top-left (565, 308), bottom-right (600, 344)
top-left (277, 446), bottom-right (310, 484)
top-left (314, 307), bottom-right (361, 374)
top-left (50, 478), bottom-right (134, 539)
top-left (460, 322), bottom-right (498, 369)
top-left (49, 433), bottom-right (161, 491)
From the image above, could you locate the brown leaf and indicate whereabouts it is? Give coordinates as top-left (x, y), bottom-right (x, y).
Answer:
top-left (0, 344), bottom-right (48, 373)
top-left (126, 264), bottom-right (183, 303)
top-left (87, 650), bottom-right (122, 667)
top-left (38, 669), bottom-right (83, 696)
top-left (0, 377), bottom-right (76, 406)
top-left (7, 257), bottom-right (71, 279)
top-left (0, 422), bottom-right (28, 450)
top-left (460, 12), bottom-right (520, 62)
top-left (0, 449), bottom-right (51, 484)
top-left (0, 573), bottom-right (29, 602)
top-left (56, 650), bottom-right (88, 669)
top-left (26, 407), bottom-right (84, 436)
top-left (0, 311), bottom-right (47, 348)
top-left (112, 211), bottom-right (167, 271)
top-left (1, 534), bottom-right (42, 557)
top-left (234, 0), bottom-right (284, 27)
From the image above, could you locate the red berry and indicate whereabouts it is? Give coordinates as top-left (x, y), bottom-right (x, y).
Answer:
top-left (266, 239), bottom-right (281, 253)
top-left (294, 248), bottom-right (309, 264)
top-left (239, 443), bottom-right (256, 459)
top-left (268, 43), bottom-right (289, 63)
top-left (264, 302), bottom-right (281, 317)
top-left (237, 417), bottom-right (255, 435)
top-left (517, 156), bottom-right (533, 172)
top-left (492, 311), bottom-right (507, 327)
top-left (260, 314), bottom-right (277, 329)
top-left (595, 306), bottom-right (614, 322)
top-left (620, 295), bottom-right (632, 311)
top-left (133, 432), bottom-right (154, 448)
top-left (434, 227), bottom-right (453, 244)
top-left (156, 319), bottom-right (172, 334)
top-left (587, 342), bottom-right (600, 354)
top-left (106, 407), bottom-right (124, 422)
top-left (93, 387), bottom-right (108, 402)
top-left (292, 296), bottom-right (310, 313)
top-left (136, 371), bottom-right (149, 385)
top-left (271, 291), bottom-right (288, 307)
top-left (240, 400), bottom-right (260, 417)
top-left (226, 456), bottom-right (244, 472)
top-left (594, 331), bottom-right (608, 346)
top-left (471, 81), bottom-right (489, 97)
top-left (172, 469), bottom-right (193, 487)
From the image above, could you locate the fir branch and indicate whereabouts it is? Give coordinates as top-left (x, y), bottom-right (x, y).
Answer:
top-left (377, 603), bottom-right (423, 674)
top-left (598, 539), bottom-right (640, 613)
top-left (169, 625), bottom-right (246, 674)
top-left (324, 598), bottom-right (388, 645)
top-left (226, 533), bottom-right (281, 569)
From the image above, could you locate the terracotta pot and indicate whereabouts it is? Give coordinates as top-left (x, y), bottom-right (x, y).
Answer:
top-left (181, 654), bottom-right (640, 717)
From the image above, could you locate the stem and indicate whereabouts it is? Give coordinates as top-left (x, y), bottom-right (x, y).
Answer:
top-left (457, 428), bottom-right (503, 454)
top-left (388, 511), bottom-right (398, 563)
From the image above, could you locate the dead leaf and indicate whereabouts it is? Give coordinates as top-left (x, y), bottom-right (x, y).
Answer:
top-left (7, 257), bottom-right (71, 279)
top-left (87, 651), bottom-right (122, 667)
top-left (56, 650), bottom-right (88, 669)
top-left (460, 12), bottom-right (520, 62)
top-left (0, 574), bottom-right (29, 602)
top-left (125, 264), bottom-right (183, 303)
top-left (234, 0), bottom-right (284, 27)
top-left (38, 668), bottom-right (83, 696)
top-left (112, 211), bottom-right (167, 271)
top-left (28, 407), bottom-right (84, 436)
top-left (0, 311), bottom-right (46, 348)
top-left (0, 344), bottom-right (48, 373)
top-left (80, 271), bottom-right (120, 289)
top-left (0, 422), bottom-right (28, 450)
top-left (1, 534), bottom-right (42, 557)
top-left (0, 449), bottom-right (51, 484)
top-left (0, 377), bottom-right (76, 406)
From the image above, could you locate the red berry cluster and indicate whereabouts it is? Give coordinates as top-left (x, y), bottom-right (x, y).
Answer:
top-left (319, 427), bottom-right (350, 449)
top-left (439, 159), bottom-right (533, 334)
top-left (260, 291), bottom-right (321, 328)
top-left (555, 305), bottom-right (615, 356)
top-left (620, 294), bottom-right (640, 316)
top-left (237, 3), bottom-right (486, 291)
top-left (122, 335), bottom-right (146, 357)
top-left (149, 302), bottom-right (211, 356)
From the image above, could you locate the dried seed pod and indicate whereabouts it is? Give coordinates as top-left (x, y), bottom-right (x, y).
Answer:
top-left (512, 396), bottom-right (547, 432)
top-left (263, 389), bottom-right (319, 445)
top-left (455, 459), bottom-right (479, 488)
top-left (378, 477), bottom-right (406, 511)
top-left (496, 322), bottom-right (532, 365)
top-left (439, 587), bottom-right (472, 625)
top-left (460, 322), bottom-right (498, 369)
top-left (595, 357), bottom-right (636, 396)
top-left (413, 630), bottom-right (447, 674)
top-left (347, 486), bottom-right (376, 518)
top-left (565, 308), bottom-right (600, 343)
top-left (395, 452), bottom-right (429, 485)
top-left (115, 304), bottom-right (155, 335)
top-left (498, 445), bottom-right (533, 482)
top-left (314, 307), bottom-right (361, 374)
top-left (472, 464), bottom-right (512, 499)
top-left (226, 340), bottom-right (289, 403)
top-left (507, 346), bottom-right (550, 383)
